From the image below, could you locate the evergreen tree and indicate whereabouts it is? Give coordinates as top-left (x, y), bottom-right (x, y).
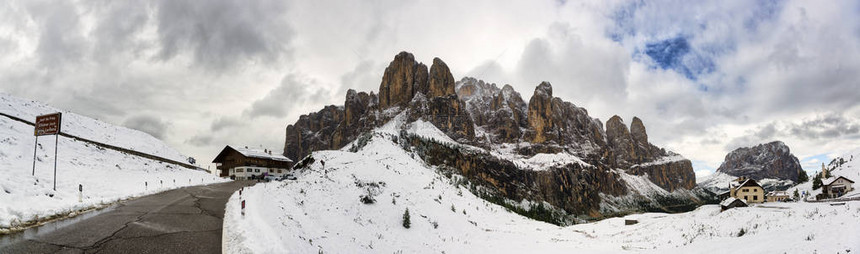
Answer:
top-left (402, 208), bottom-right (411, 229)
top-left (812, 174), bottom-right (823, 190)
top-left (797, 170), bottom-right (808, 183)
top-left (793, 189), bottom-right (800, 200)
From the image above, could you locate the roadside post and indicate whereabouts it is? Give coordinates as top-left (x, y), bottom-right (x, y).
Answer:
top-left (241, 200), bottom-right (245, 216)
top-left (78, 184), bottom-right (82, 202)
top-left (33, 113), bottom-right (62, 191)
top-left (145, 181), bottom-right (148, 190)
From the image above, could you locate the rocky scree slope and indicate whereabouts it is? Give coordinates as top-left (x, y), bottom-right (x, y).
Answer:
top-left (283, 52), bottom-right (709, 220)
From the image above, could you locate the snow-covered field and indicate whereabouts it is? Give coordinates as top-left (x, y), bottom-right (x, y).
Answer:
top-left (223, 134), bottom-right (860, 253)
top-left (0, 93), bottom-right (226, 231)
top-left (0, 93), bottom-right (186, 162)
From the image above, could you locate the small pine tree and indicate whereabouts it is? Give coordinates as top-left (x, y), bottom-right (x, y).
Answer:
top-left (812, 174), bottom-right (823, 190)
top-left (793, 189), bottom-right (800, 200)
top-left (451, 204), bottom-right (456, 212)
top-left (797, 170), bottom-right (808, 183)
top-left (402, 208), bottom-right (411, 229)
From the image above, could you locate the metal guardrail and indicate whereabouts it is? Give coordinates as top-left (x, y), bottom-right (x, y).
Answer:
top-left (0, 111), bottom-right (204, 171)
top-left (805, 195), bottom-right (860, 203)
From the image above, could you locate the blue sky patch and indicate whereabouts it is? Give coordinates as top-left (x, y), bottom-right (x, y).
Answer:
top-left (643, 36), bottom-right (715, 82)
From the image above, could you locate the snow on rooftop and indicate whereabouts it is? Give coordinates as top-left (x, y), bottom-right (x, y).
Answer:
top-left (719, 197), bottom-right (746, 207)
top-left (230, 145), bottom-right (292, 162)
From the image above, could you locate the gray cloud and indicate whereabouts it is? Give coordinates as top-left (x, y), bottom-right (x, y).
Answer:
top-left (338, 60), bottom-right (380, 94)
top-left (211, 117), bottom-right (242, 132)
top-left (244, 74), bottom-right (328, 118)
top-left (90, 1), bottom-right (151, 62)
top-left (154, 0), bottom-right (293, 71)
top-left (185, 134), bottom-right (213, 146)
top-left (123, 115), bottom-right (169, 139)
top-left (787, 114), bottom-right (860, 140)
top-left (26, 1), bottom-right (87, 69)
top-left (726, 114), bottom-right (860, 151)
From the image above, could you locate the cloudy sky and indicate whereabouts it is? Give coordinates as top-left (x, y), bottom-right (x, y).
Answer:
top-left (2, 0), bottom-right (859, 177)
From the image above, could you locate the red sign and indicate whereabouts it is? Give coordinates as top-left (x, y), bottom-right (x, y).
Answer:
top-left (35, 113), bottom-right (62, 136)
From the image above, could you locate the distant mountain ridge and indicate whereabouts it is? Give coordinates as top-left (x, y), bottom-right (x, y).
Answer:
top-left (716, 141), bottom-right (805, 181)
top-left (282, 52), bottom-right (711, 220)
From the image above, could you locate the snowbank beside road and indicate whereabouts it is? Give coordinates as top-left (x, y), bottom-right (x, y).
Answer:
top-left (223, 135), bottom-right (860, 253)
top-left (0, 94), bottom-right (227, 232)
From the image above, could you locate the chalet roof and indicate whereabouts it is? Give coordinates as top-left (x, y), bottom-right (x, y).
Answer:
top-left (720, 197), bottom-right (747, 207)
top-left (823, 176), bottom-right (855, 186)
top-left (212, 145), bottom-right (293, 163)
top-left (730, 178), bottom-right (763, 189)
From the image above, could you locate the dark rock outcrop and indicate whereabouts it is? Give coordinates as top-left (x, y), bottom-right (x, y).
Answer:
top-left (525, 82), bottom-right (556, 144)
top-left (716, 141), bottom-right (806, 182)
top-left (283, 105), bottom-right (344, 161)
top-left (457, 78), bottom-right (528, 144)
top-left (378, 52), bottom-right (428, 109)
top-left (404, 133), bottom-right (627, 217)
top-left (332, 90), bottom-right (378, 149)
top-left (426, 58), bottom-right (457, 98)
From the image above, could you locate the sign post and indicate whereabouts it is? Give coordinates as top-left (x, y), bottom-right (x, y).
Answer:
top-left (34, 112), bottom-right (62, 191)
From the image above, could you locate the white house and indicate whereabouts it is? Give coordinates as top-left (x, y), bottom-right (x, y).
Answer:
top-left (822, 176), bottom-right (855, 199)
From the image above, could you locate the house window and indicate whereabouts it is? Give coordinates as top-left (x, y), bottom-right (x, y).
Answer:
top-left (278, 169), bottom-right (283, 173)
top-left (269, 169), bottom-right (274, 173)
top-left (236, 168), bottom-right (243, 173)
top-left (753, 196), bottom-right (758, 201)
top-left (255, 169), bottom-right (260, 173)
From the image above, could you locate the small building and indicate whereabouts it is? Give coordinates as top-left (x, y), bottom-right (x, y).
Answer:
top-left (212, 145), bottom-right (293, 180)
top-left (822, 176), bottom-right (855, 199)
top-left (720, 197), bottom-right (748, 211)
top-left (765, 191), bottom-right (790, 202)
top-left (729, 177), bottom-right (765, 204)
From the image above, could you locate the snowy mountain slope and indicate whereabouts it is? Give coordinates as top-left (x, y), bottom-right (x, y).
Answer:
top-left (0, 94), bottom-right (226, 232)
top-left (0, 93), bottom-right (186, 162)
top-left (223, 134), bottom-right (860, 253)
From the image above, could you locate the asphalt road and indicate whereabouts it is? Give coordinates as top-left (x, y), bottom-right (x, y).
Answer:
top-left (0, 180), bottom-right (255, 254)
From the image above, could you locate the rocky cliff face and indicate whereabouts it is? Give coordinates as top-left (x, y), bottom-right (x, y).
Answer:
top-left (283, 51), bottom-right (705, 219)
top-left (378, 52), bottom-right (428, 109)
top-left (716, 141), bottom-right (806, 181)
top-left (283, 105), bottom-right (344, 161)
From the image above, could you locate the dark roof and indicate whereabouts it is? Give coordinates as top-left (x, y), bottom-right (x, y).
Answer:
top-left (731, 178), bottom-right (763, 189)
top-left (720, 197), bottom-right (748, 208)
top-left (212, 145), bottom-right (293, 163)
top-left (823, 176), bottom-right (855, 186)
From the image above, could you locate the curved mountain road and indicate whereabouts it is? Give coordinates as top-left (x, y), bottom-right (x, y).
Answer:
top-left (0, 181), bottom-right (255, 254)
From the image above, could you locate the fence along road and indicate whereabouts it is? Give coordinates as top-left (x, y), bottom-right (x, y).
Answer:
top-left (0, 111), bottom-right (203, 171)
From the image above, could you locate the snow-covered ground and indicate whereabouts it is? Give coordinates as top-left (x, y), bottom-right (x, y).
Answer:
top-left (0, 93), bottom-right (186, 162)
top-left (0, 93), bottom-right (226, 231)
top-left (223, 134), bottom-right (860, 253)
